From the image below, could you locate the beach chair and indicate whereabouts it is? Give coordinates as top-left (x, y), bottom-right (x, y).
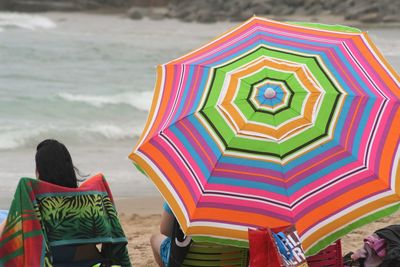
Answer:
top-left (306, 240), bottom-right (343, 267)
top-left (167, 217), bottom-right (248, 267)
top-left (181, 242), bottom-right (249, 267)
top-left (0, 174), bottom-right (131, 267)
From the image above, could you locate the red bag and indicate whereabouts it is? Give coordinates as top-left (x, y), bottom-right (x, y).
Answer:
top-left (248, 225), bottom-right (308, 267)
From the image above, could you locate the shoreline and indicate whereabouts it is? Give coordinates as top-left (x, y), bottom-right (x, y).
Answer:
top-left (2, 10), bottom-right (400, 30)
top-left (50, 11), bottom-right (400, 29)
top-left (114, 195), bottom-right (163, 216)
top-left (1, 0), bottom-right (399, 28)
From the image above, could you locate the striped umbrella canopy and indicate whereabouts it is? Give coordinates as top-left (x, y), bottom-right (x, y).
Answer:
top-left (129, 17), bottom-right (400, 255)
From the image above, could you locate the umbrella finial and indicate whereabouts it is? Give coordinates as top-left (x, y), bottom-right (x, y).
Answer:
top-left (264, 87), bottom-right (276, 99)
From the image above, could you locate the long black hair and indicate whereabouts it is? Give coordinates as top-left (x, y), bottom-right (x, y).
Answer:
top-left (35, 139), bottom-right (78, 188)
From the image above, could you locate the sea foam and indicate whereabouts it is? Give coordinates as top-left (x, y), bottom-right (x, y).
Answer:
top-left (0, 127), bottom-right (45, 150)
top-left (0, 12), bottom-right (56, 31)
top-left (0, 124), bottom-right (141, 150)
top-left (58, 91), bottom-right (153, 111)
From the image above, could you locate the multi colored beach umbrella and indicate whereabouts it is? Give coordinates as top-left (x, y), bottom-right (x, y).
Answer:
top-left (129, 17), bottom-right (400, 255)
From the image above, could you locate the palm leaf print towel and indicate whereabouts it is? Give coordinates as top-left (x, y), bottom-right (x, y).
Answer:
top-left (0, 174), bottom-right (131, 267)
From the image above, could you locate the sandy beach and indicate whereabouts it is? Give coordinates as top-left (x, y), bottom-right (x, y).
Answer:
top-left (115, 196), bottom-right (400, 266)
top-left (115, 197), bottom-right (163, 267)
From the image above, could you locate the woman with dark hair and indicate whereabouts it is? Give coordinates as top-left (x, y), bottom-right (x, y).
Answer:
top-left (35, 139), bottom-right (79, 188)
top-left (1, 139), bottom-right (79, 234)
top-left (35, 140), bottom-right (103, 264)
top-left (0, 139), bottom-right (100, 264)
top-left (0, 139), bottom-right (131, 266)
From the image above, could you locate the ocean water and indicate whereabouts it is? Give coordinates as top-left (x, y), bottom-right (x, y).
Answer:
top-left (0, 12), bottom-right (239, 207)
top-left (0, 12), bottom-right (399, 207)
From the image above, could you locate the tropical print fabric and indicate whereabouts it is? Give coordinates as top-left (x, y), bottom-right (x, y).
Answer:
top-left (130, 16), bottom-right (400, 255)
top-left (0, 174), bottom-right (131, 267)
